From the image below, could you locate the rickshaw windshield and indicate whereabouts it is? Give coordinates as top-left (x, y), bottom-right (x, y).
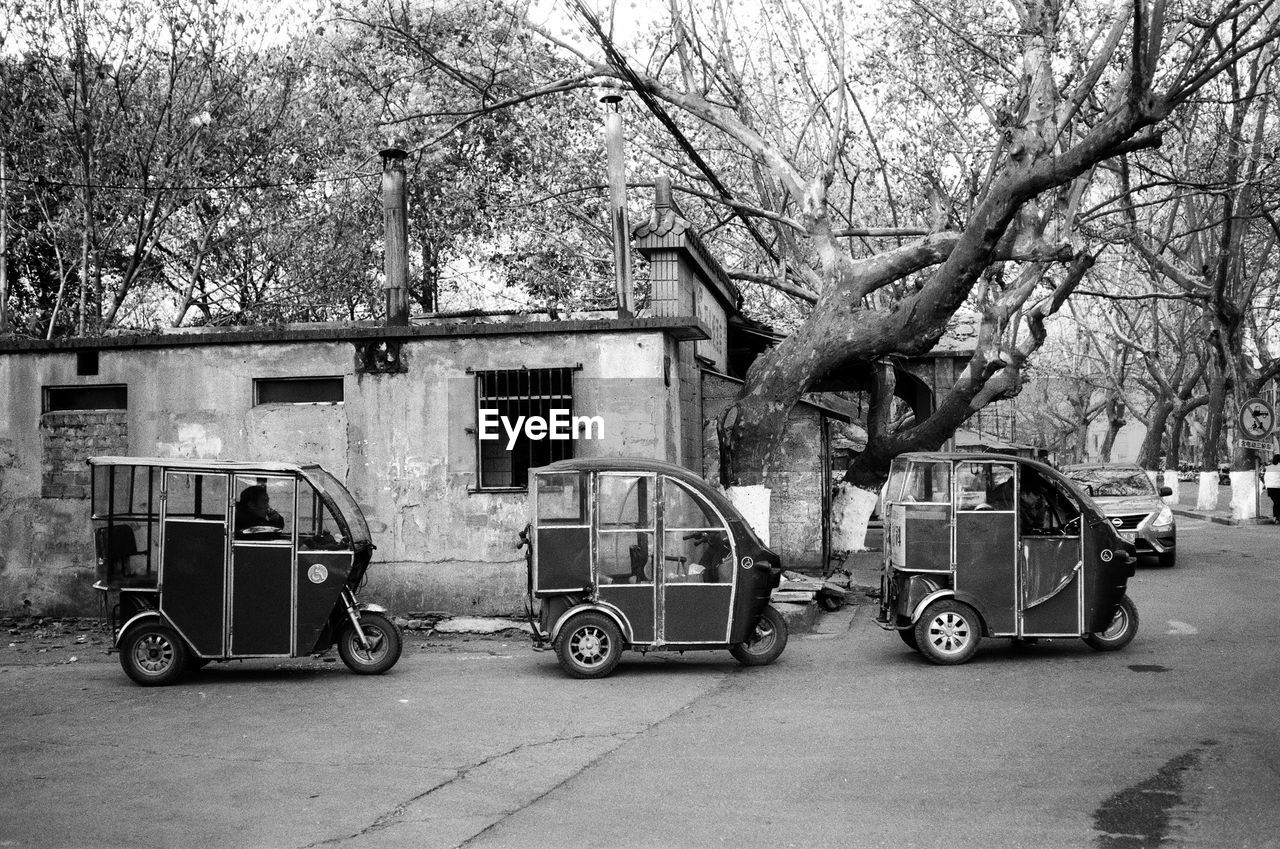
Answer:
top-left (302, 467), bottom-right (371, 546)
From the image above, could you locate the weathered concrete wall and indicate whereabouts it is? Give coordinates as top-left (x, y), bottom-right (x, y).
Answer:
top-left (0, 330), bottom-right (686, 617)
top-left (701, 372), bottom-right (826, 572)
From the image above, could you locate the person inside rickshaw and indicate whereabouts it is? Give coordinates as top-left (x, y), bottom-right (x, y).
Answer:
top-left (235, 485), bottom-right (286, 536)
top-left (1018, 469), bottom-right (1079, 536)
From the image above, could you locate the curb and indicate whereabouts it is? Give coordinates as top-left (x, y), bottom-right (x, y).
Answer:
top-left (1171, 507), bottom-right (1276, 527)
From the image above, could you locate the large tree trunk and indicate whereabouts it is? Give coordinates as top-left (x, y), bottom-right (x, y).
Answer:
top-left (1136, 400), bottom-right (1172, 469)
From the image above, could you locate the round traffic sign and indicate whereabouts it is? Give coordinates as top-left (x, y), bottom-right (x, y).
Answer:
top-left (1239, 397), bottom-right (1275, 438)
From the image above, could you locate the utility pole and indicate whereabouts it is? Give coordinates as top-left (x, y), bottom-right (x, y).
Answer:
top-left (600, 87), bottom-right (634, 318)
top-left (380, 148), bottom-right (410, 327)
top-left (0, 149), bottom-right (8, 336)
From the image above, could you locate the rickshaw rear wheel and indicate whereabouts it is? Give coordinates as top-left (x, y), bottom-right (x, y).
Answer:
top-left (915, 599), bottom-right (982, 665)
top-left (730, 605), bottom-right (788, 666)
top-left (1083, 595), bottom-right (1139, 651)
top-left (119, 623), bottom-right (189, 686)
top-left (337, 612), bottom-right (403, 675)
top-left (554, 612), bottom-right (624, 679)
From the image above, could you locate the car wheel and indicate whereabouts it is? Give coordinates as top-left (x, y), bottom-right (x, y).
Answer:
top-left (1084, 595), bottom-right (1139, 651)
top-left (554, 612), bottom-right (624, 679)
top-left (730, 605), bottom-right (788, 666)
top-left (1157, 550), bottom-right (1176, 568)
top-left (337, 613), bottom-right (403, 675)
top-left (914, 599), bottom-right (982, 665)
top-left (119, 623), bottom-right (189, 686)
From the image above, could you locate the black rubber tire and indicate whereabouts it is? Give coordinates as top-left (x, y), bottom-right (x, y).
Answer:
top-left (337, 612), bottom-right (403, 675)
top-left (119, 623), bottom-right (189, 686)
top-left (554, 611), bottom-right (624, 679)
top-left (730, 605), bottom-right (788, 667)
top-left (914, 599), bottom-right (982, 665)
top-left (1084, 595), bottom-right (1139, 651)
top-left (817, 593), bottom-right (844, 612)
top-left (1157, 550), bottom-right (1177, 569)
top-left (898, 628), bottom-right (920, 651)
top-left (188, 657), bottom-right (211, 671)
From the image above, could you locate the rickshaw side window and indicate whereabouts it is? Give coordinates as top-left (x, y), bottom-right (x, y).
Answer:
top-left (885, 460), bottom-right (911, 503)
top-left (599, 474), bottom-right (654, 530)
top-left (298, 484), bottom-right (350, 549)
top-left (901, 462), bottom-right (951, 503)
top-left (661, 479), bottom-right (721, 528)
top-left (233, 475), bottom-right (294, 539)
top-left (92, 464), bottom-right (158, 519)
top-left (956, 463), bottom-right (1015, 511)
top-left (165, 473), bottom-right (228, 520)
top-left (535, 473), bottom-right (588, 525)
top-left (661, 479), bottom-right (732, 584)
top-left (597, 533), bottom-right (653, 585)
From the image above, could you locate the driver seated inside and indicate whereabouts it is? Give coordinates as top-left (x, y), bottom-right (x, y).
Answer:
top-left (235, 485), bottom-right (285, 537)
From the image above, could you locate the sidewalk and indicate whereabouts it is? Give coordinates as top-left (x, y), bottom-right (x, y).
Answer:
top-left (1169, 483), bottom-right (1279, 526)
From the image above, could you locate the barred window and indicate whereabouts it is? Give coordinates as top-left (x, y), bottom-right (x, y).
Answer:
top-left (474, 367), bottom-right (577, 490)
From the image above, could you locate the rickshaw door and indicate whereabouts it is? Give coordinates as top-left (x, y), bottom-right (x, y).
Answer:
top-left (596, 474), bottom-right (657, 643)
top-left (160, 471), bottom-right (230, 656)
top-left (229, 475), bottom-right (295, 655)
top-left (1018, 473), bottom-right (1083, 635)
top-left (658, 478), bottom-right (733, 644)
top-left (953, 461), bottom-right (1017, 634)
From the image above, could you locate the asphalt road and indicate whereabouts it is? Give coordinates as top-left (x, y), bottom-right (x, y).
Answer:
top-left (2, 517), bottom-right (1278, 849)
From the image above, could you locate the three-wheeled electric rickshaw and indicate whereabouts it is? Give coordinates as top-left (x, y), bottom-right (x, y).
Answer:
top-left (523, 458), bottom-right (787, 678)
top-left (875, 452), bottom-right (1139, 665)
top-left (88, 457), bottom-right (402, 685)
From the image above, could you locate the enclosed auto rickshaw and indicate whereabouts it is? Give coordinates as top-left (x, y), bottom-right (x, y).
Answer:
top-left (523, 458), bottom-right (787, 678)
top-left (876, 452), bottom-right (1139, 665)
top-left (88, 457), bottom-right (402, 685)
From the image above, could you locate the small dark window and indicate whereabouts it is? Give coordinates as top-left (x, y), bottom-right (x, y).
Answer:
top-left (43, 384), bottom-right (127, 412)
top-left (254, 377), bottom-right (344, 405)
top-left (77, 350), bottom-right (99, 376)
top-left (474, 367), bottom-right (576, 490)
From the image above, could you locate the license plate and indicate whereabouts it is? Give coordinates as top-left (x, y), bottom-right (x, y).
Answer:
top-left (1120, 531), bottom-right (1136, 541)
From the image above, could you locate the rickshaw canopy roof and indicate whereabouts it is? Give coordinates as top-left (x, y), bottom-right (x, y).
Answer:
top-left (89, 456), bottom-right (310, 475)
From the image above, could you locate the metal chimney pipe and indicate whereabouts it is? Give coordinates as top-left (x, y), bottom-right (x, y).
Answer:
top-left (601, 91), bottom-right (635, 318)
top-left (380, 147), bottom-right (410, 327)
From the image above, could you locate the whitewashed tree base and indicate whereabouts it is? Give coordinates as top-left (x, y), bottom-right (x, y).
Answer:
top-left (1229, 471), bottom-right (1258, 521)
top-left (1196, 472), bottom-right (1219, 511)
top-left (1162, 470), bottom-right (1179, 505)
top-left (830, 483), bottom-right (879, 553)
top-left (725, 485), bottom-right (771, 546)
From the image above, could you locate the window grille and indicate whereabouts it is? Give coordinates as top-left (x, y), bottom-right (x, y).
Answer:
top-left (474, 367), bottom-right (577, 490)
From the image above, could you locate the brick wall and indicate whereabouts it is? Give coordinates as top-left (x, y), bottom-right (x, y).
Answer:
top-left (40, 411), bottom-right (128, 499)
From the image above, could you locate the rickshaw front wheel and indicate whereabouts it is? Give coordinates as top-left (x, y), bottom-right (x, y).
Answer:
top-left (915, 599), bottom-right (982, 665)
top-left (119, 623), bottom-right (190, 686)
top-left (730, 605), bottom-right (788, 667)
top-left (337, 613), bottom-right (403, 675)
top-left (554, 612), bottom-right (624, 679)
top-left (1083, 595), bottom-right (1139, 651)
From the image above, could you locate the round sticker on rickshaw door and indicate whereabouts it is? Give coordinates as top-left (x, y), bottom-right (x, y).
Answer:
top-left (307, 563), bottom-right (329, 584)
top-left (740, 556), bottom-right (754, 570)
top-left (1100, 549), bottom-right (1113, 563)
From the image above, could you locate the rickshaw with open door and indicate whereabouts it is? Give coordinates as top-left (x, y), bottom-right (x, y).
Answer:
top-left (88, 457), bottom-right (402, 685)
top-left (522, 458), bottom-right (787, 678)
top-left (875, 452), bottom-right (1139, 665)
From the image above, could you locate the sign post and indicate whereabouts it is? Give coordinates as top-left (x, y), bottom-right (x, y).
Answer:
top-left (1238, 398), bottom-right (1275, 521)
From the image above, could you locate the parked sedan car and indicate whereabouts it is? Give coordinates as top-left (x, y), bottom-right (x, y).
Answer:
top-left (1061, 463), bottom-right (1176, 567)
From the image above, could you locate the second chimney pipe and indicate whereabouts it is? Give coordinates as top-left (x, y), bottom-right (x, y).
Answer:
top-left (601, 93), bottom-right (634, 318)
top-left (380, 147), bottom-right (410, 327)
